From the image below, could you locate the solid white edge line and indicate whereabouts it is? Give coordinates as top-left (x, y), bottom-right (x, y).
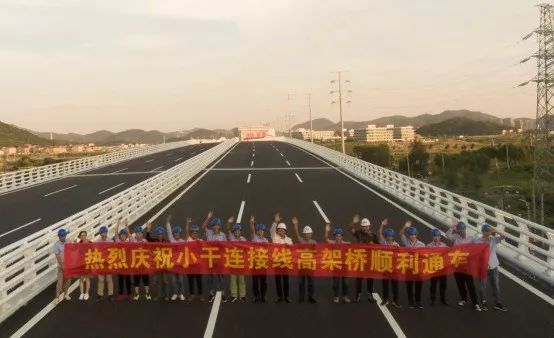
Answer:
top-left (295, 173), bottom-right (303, 183)
top-left (0, 218), bottom-right (42, 238)
top-left (150, 166), bottom-right (164, 172)
top-left (313, 201), bottom-right (330, 224)
top-left (247, 173), bottom-right (251, 184)
top-left (237, 201), bottom-right (246, 224)
top-left (9, 282), bottom-right (79, 338)
top-left (98, 182), bottom-right (126, 195)
top-left (373, 293), bottom-right (407, 338)
top-left (174, 157), bottom-right (183, 162)
top-left (204, 291), bottom-right (223, 338)
top-left (291, 143), bottom-right (554, 306)
top-left (43, 184), bottom-right (78, 197)
top-left (110, 168), bottom-right (128, 174)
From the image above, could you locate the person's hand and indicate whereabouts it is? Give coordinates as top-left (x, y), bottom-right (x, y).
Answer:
top-left (145, 222), bottom-right (152, 231)
top-left (250, 215), bottom-right (255, 223)
top-left (381, 218), bottom-right (388, 226)
top-left (450, 219), bottom-right (458, 227)
top-left (228, 216), bottom-right (235, 224)
top-left (274, 212), bottom-right (281, 223)
top-left (325, 223), bottom-right (331, 232)
top-left (122, 218), bottom-right (128, 225)
top-left (207, 211), bottom-right (214, 219)
top-left (166, 215), bottom-right (172, 223)
top-left (186, 217), bottom-right (192, 224)
top-left (292, 216), bottom-right (299, 226)
top-left (352, 214), bottom-right (360, 224)
top-left (403, 220), bottom-right (412, 228)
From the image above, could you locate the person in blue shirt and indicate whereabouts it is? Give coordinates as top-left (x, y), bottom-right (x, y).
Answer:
top-left (54, 228), bottom-right (71, 303)
top-left (292, 216), bottom-right (317, 304)
top-left (165, 215), bottom-right (187, 301)
top-left (202, 211), bottom-right (229, 303)
top-left (325, 224), bottom-right (351, 304)
top-left (185, 220), bottom-right (204, 302)
top-left (400, 221), bottom-right (425, 309)
top-left (249, 216), bottom-right (269, 303)
top-left (377, 218), bottom-right (401, 308)
top-left (427, 228), bottom-right (448, 306)
top-left (474, 224), bottom-right (507, 312)
top-left (226, 221), bottom-right (247, 302)
top-left (131, 224), bottom-right (152, 301)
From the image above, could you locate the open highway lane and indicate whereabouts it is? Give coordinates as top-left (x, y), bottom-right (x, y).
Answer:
top-left (0, 143), bottom-right (216, 246)
top-left (3, 141), bottom-right (552, 338)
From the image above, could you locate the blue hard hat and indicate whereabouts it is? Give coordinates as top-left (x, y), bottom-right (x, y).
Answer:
top-left (406, 227), bottom-right (418, 236)
top-left (481, 224), bottom-right (491, 232)
top-left (255, 223), bottom-right (266, 231)
top-left (333, 228), bottom-right (344, 236)
top-left (456, 221), bottom-right (467, 231)
top-left (99, 226), bottom-right (108, 234)
top-left (210, 218), bottom-right (222, 227)
top-left (172, 226), bottom-right (183, 234)
top-left (119, 229), bottom-right (127, 236)
top-left (190, 224), bottom-right (200, 233)
top-left (384, 228), bottom-right (395, 238)
top-left (134, 225), bottom-right (143, 233)
top-left (431, 229), bottom-right (441, 237)
top-left (231, 223), bottom-right (241, 232)
top-left (155, 226), bottom-right (165, 235)
top-left (57, 229), bottom-right (67, 237)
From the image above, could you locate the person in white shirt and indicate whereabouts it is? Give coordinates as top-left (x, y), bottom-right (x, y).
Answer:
top-left (325, 223), bottom-right (351, 304)
top-left (202, 211), bottom-right (229, 303)
top-left (474, 224), bottom-right (507, 312)
top-left (165, 215), bottom-right (186, 301)
top-left (131, 224), bottom-right (152, 301)
top-left (377, 219), bottom-right (401, 308)
top-left (270, 213), bottom-right (292, 303)
top-left (427, 228), bottom-right (448, 306)
top-left (226, 222), bottom-right (247, 303)
top-left (292, 216), bottom-right (317, 304)
top-left (249, 216), bottom-right (269, 303)
top-left (185, 220), bottom-right (204, 301)
top-left (400, 221), bottom-right (425, 309)
top-left (95, 226), bottom-right (114, 301)
top-left (54, 228), bottom-right (71, 303)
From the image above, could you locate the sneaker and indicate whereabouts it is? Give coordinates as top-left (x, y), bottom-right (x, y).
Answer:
top-left (79, 293), bottom-right (85, 301)
top-left (240, 297), bottom-right (247, 303)
top-left (145, 293), bottom-right (152, 300)
top-left (133, 294), bottom-right (140, 301)
top-left (276, 297), bottom-right (284, 303)
top-left (284, 297), bottom-right (291, 303)
top-left (342, 296), bottom-right (351, 304)
top-left (83, 293), bottom-right (89, 301)
top-left (458, 300), bottom-right (466, 306)
top-left (481, 301), bottom-right (488, 311)
top-left (308, 297), bottom-right (317, 304)
top-left (95, 295), bottom-right (103, 302)
top-left (208, 294), bottom-right (215, 303)
top-left (474, 304), bottom-right (482, 312)
top-left (179, 294), bottom-right (185, 301)
top-left (200, 296), bottom-right (205, 302)
top-left (260, 297), bottom-right (266, 303)
top-left (367, 293), bottom-right (376, 303)
top-left (417, 304), bottom-right (424, 309)
top-left (164, 296), bottom-right (170, 302)
top-left (380, 299), bottom-right (390, 306)
top-left (333, 297), bottom-right (340, 303)
top-left (391, 301), bottom-right (401, 308)
top-left (494, 303), bottom-right (508, 312)
top-left (171, 294), bottom-right (178, 301)
top-left (408, 303), bottom-right (415, 309)
top-left (221, 295), bottom-right (227, 303)
top-left (230, 297), bottom-right (239, 303)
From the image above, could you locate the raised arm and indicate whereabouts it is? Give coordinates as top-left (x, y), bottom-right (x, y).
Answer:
top-left (377, 218), bottom-right (388, 243)
top-left (446, 219), bottom-right (457, 240)
top-left (123, 218), bottom-right (131, 237)
top-left (400, 220), bottom-right (411, 245)
top-left (165, 215), bottom-right (175, 242)
top-left (202, 211), bottom-right (213, 233)
top-left (225, 216), bottom-right (235, 240)
top-left (491, 227), bottom-right (507, 241)
top-left (270, 212), bottom-right (281, 242)
top-left (291, 216), bottom-right (302, 242)
top-left (348, 214), bottom-right (360, 234)
top-left (249, 216), bottom-right (256, 240)
top-left (184, 217), bottom-right (192, 240)
top-left (325, 223), bottom-right (332, 243)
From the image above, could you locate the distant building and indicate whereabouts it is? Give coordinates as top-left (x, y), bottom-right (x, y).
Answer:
top-left (238, 126), bottom-right (276, 140)
top-left (501, 118), bottom-right (514, 128)
top-left (354, 125), bottom-right (415, 143)
top-left (514, 118), bottom-right (535, 131)
top-left (292, 128), bottom-right (337, 141)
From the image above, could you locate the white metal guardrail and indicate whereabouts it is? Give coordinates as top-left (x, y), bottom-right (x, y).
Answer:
top-left (0, 139), bottom-right (217, 194)
top-left (0, 138), bottom-right (237, 323)
top-left (281, 137), bottom-right (554, 286)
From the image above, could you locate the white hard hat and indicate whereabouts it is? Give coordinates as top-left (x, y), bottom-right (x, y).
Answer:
top-left (276, 223), bottom-right (287, 230)
top-left (360, 218), bottom-right (371, 227)
top-left (302, 226), bottom-right (313, 234)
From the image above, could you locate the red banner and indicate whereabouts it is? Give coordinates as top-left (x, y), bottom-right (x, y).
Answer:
top-left (63, 242), bottom-right (489, 280)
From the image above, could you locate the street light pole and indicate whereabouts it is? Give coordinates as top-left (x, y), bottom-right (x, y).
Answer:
top-left (338, 72), bottom-right (345, 154)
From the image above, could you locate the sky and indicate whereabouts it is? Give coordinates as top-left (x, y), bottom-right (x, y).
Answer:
top-left (0, 0), bottom-right (542, 133)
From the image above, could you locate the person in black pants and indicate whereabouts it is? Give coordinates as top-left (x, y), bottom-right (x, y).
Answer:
top-left (250, 217), bottom-right (269, 303)
top-left (382, 279), bottom-right (400, 306)
top-left (348, 215), bottom-right (378, 303)
top-left (185, 223), bottom-right (204, 301)
top-left (400, 222), bottom-right (425, 309)
top-left (291, 217), bottom-right (317, 304)
top-left (454, 272), bottom-right (478, 306)
top-left (427, 229), bottom-right (448, 305)
top-left (114, 221), bottom-right (132, 301)
top-left (377, 219), bottom-right (401, 307)
top-left (270, 214), bottom-right (293, 303)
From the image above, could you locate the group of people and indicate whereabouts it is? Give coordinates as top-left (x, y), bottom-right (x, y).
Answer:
top-left (54, 212), bottom-right (507, 312)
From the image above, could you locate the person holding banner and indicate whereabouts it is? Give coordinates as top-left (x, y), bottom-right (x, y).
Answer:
top-left (427, 228), bottom-right (448, 306)
top-left (54, 228), bottom-right (71, 303)
top-left (202, 211), bottom-right (228, 303)
top-left (131, 224), bottom-right (152, 301)
top-left (165, 216), bottom-right (187, 301)
top-left (325, 224), bottom-right (352, 304)
top-left (270, 212), bottom-right (293, 303)
top-left (400, 221), bottom-right (425, 309)
top-left (146, 224), bottom-right (172, 301)
top-left (292, 216), bottom-right (317, 304)
top-left (348, 214), bottom-right (378, 303)
top-left (447, 221), bottom-right (481, 311)
top-left (250, 216), bottom-right (268, 303)
top-left (76, 231), bottom-right (92, 301)
top-left (114, 220), bottom-right (133, 301)
top-left (474, 224), bottom-right (507, 312)
top-left (95, 226), bottom-right (114, 301)
top-left (185, 220), bottom-right (204, 302)
top-left (226, 221), bottom-right (247, 303)
top-left (377, 219), bottom-right (401, 308)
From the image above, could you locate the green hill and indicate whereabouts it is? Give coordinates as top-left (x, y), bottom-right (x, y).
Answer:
top-left (0, 121), bottom-right (51, 147)
top-left (416, 117), bottom-right (504, 136)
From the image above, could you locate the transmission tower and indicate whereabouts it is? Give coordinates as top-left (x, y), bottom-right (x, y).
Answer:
top-left (521, 4), bottom-right (554, 224)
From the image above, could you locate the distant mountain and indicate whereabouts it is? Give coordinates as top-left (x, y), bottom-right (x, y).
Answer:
top-left (167, 128), bottom-right (234, 141)
top-left (30, 128), bottom-right (196, 145)
top-left (416, 117), bottom-right (504, 136)
top-left (293, 109), bottom-right (504, 130)
top-left (291, 118), bottom-right (336, 131)
top-left (32, 130), bottom-right (115, 144)
top-left (0, 121), bottom-right (51, 147)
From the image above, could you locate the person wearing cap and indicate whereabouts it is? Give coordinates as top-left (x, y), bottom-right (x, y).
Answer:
top-left (427, 228), bottom-right (448, 306)
top-left (377, 218), bottom-right (401, 308)
top-left (76, 231), bottom-right (92, 301)
top-left (54, 228), bottom-right (71, 303)
top-left (202, 211), bottom-right (228, 303)
top-left (165, 215), bottom-right (186, 301)
top-left (292, 216), bottom-right (317, 304)
top-left (325, 224), bottom-right (352, 304)
top-left (185, 220), bottom-right (204, 301)
top-left (270, 212), bottom-right (293, 303)
top-left (95, 226), bottom-right (114, 301)
top-left (447, 220), bottom-right (481, 311)
top-left (114, 219), bottom-right (133, 301)
top-left (146, 222), bottom-right (171, 301)
top-left (348, 214), bottom-right (378, 303)
top-left (400, 221), bottom-right (425, 309)
top-left (474, 223), bottom-right (507, 312)
top-left (226, 219), bottom-right (247, 303)
top-left (249, 216), bottom-right (269, 303)
top-left (131, 223), bottom-right (152, 301)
